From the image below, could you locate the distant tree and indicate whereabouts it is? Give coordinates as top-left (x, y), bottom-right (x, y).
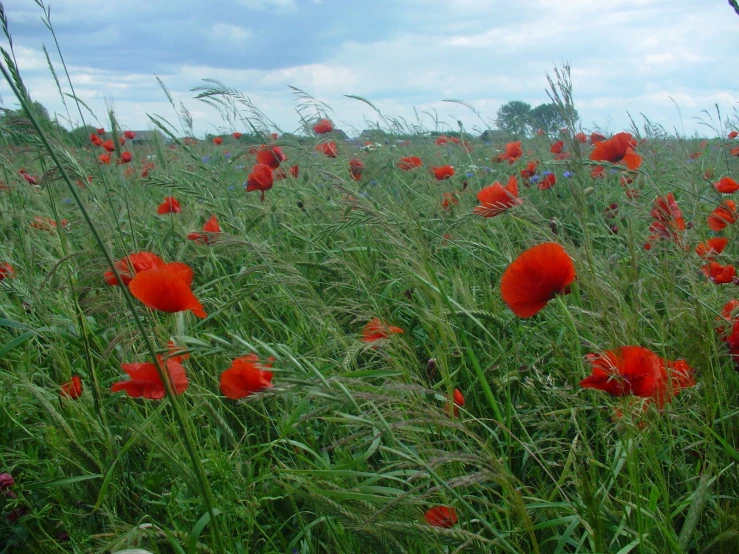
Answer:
top-left (529, 103), bottom-right (578, 136)
top-left (495, 101), bottom-right (532, 137)
top-left (0, 99), bottom-right (69, 143)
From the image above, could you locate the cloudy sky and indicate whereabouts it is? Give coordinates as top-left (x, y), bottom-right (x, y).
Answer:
top-left (0, 0), bottom-right (737, 137)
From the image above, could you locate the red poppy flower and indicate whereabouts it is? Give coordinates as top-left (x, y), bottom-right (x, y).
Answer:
top-left (232, 132), bottom-right (242, 139)
top-left (289, 165), bottom-right (299, 178)
top-left (550, 140), bottom-right (564, 154)
top-left (397, 156), bottom-right (423, 170)
top-left (128, 262), bottom-right (206, 318)
top-left (98, 153), bottom-right (111, 165)
top-left (714, 177), bottom-right (739, 194)
top-left (574, 132), bottom-right (587, 143)
top-left (695, 237), bottom-right (728, 259)
top-left (590, 132), bottom-right (641, 170)
top-left (256, 145), bottom-right (287, 169)
top-left (494, 141), bottom-right (523, 164)
top-left (123, 130), bottom-right (136, 140)
top-left (520, 160), bottom-right (538, 179)
top-left (31, 216), bottom-right (67, 232)
top-left (432, 165), bottom-right (454, 180)
top-left (446, 388), bottom-right (465, 417)
top-left (473, 175), bottom-right (521, 217)
top-left (500, 242), bottom-right (576, 318)
top-left (96, 127), bottom-right (105, 136)
top-left (102, 139), bottom-right (115, 153)
top-left (590, 132), bottom-right (606, 144)
top-left (645, 193), bottom-right (685, 248)
top-left (60, 376), bottom-right (83, 399)
top-left (213, 137), bottom-right (223, 145)
top-left (247, 163), bottom-right (274, 201)
top-left (538, 172), bottom-right (556, 190)
top-left (702, 262), bottom-right (736, 284)
top-left (729, 131), bottom-right (738, 139)
top-left (441, 192), bottom-right (459, 210)
top-left (112, 355), bottom-right (189, 400)
top-left (316, 141), bottom-right (338, 158)
top-left (187, 214), bottom-right (221, 245)
top-left (0, 262), bottom-right (15, 280)
top-left (590, 166), bottom-right (605, 179)
top-left (118, 151), bottom-right (132, 164)
top-left (219, 354), bottom-right (274, 399)
top-left (90, 134), bottom-right (103, 146)
top-left (689, 152), bottom-right (702, 160)
top-left (157, 197), bottom-right (181, 215)
top-left (349, 158), bottom-right (364, 181)
top-left (708, 200), bottom-right (737, 231)
top-left (424, 506), bottom-right (458, 528)
top-left (104, 251), bottom-right (165, 286)
top-left (313, 119), bottom-right (334, 134)
top-left (732, 147), bottom-right (739, 157)
top-left (580, 346), bottom-right (662, 398)
top-left (434, 135), bottom-right (449, 145)
top-left (362, 318), bottom-right (404, 342)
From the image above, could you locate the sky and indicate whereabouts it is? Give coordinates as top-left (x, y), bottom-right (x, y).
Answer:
top-left (0, 0), bottom-right (737, 138)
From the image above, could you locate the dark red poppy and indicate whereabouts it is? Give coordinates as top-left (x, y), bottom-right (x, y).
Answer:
top-left (102, 139), bottom-right (115, 153)
top-left (247, 163), bottom-right (274, 201)
top-left (574, 132), bottom-right (587, 143)
top-left (520, 160), bottom-right (538, 179)
top-left (118, 151), bottom-right (132, 164)
top-left (424, 506), bottom-right (457, 528)
top-left (123, 130), bottom-right (136, 140)
top-left (256, 145), bottom-right (287, 169)
top-left (98, 153), bottom-right (111, 165)
top-left (316, 141), bottom-right (338, 158)
top-left (500, 242), bottom-right (576, 318)
top-left (219, 354), bottom-right (274, 399)
top-left (695, 237), bottom-right (728, 259)
top-left (60, 376), bottom-right (83, 399)
top-left (0, 473), bottom-right (14, 489)
top-left (701, 262), bottom-right (736, 284)
top-left (538, 172), bottom-right (556, 190)
top-left (590, 166), bottom-right (606, 179)
top-left (157, 197), bottom-right (181, 215)
top-left (715, 177), bottom-right (739, 194)
top-left (105, 251), bottom-right (165, 286)
top-left (313, 119), bottom-right (334, 134)
top-left (289, 165), bottom-right (299, 178)
top-left (96, 127), bottom-right (105, 136)
top-left (550, 140), bottom-right (564, 154)
top-left (90, 134), bottom-right (103, 147)
top-left (31, 216), bottom-right (67, 232)
top-left (0, 262), bottom-right (14, 280)
top-left (590, 132), bottom-right (641, 170)
top-left (732, 146), bottom-right (739, 157)
top-left (232, 132), bottom-right (242, 139)
top-left (708, 200), bottom-right (737, 231)
top-left (112, 354), bottom-right (188, 399)
top-left (140, 162), bottom-right (155, 178)
top-left (128, 262), bottom-right (206, 318)
top-left (494, 141), bottom-right (523, 164)
top-left (187, 214), bottom-right (221, 245)
top-left (349, 158), bottom-right (364, 181)
top-left (590, 132), bottom-right (606, 144)
top-left (362, 318), bottom-right (404, 342)
top-left (432, 165), bottom-right (454, 180)
top-left (397, 156), bottom-right (423, 170)
top-left (729, 131), bottom-right (738, 139)
top-left (473, 175), bottom-right (521, 217)
top-left (213, 137), bottom-right (223, 145)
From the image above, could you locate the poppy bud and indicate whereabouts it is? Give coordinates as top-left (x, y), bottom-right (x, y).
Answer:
top-left (297, 201), bottom-right (304, 210)
top-left (0, 473), bottom-right (14, 490)
top-left (583, 187), bottom-right (594, 196)
top-left (426, 358), bottom-right (437, 380)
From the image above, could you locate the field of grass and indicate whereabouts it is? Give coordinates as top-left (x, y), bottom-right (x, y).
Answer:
top-left (0, 14), bottom-right (738, 554)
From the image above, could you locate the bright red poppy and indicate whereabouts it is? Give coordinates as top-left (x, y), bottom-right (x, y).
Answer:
top-left (702, 262), bottom-right (736, 284)
top-left (60, 376), bottom-right (83, 399)
top-left (95, 127), bottom-right (105, 136)
top-left (494, 141), bottom-right (523, 164)
top-left (256, 145), bottom-right (287, 169)
top-left (112, 355), bottom-right (189, 399)
top-left (362, 318), bottom-right (404, 342)
top-left (550, 140), bottom-right (564, 154)
top-left (538, 172), bottom-right (556, 190)
top-left (714, 177), bottom-right (739, 194)
top-left (118, 151), bottom-right (132, 164)
top-left (424, 506), bottom-right (458, 528)
top-left (349, 158), bottom-right (364, 181)
top-left (732, 147), bottom-right (739, 157)
top-left (0, 262), bottom-right (15, 280)
top-left (187, 214), bottom-right (221, 245)
top-left (432, 165), bottom-right (454, 180)
top-left (102, 139), bottom-right (115, 153)
top-left (98, 153), bottom-right (111, 165)
top-left (247, 163), bottom-right (274, 201)
top-left (708, 200), bottom-right (737, 231)
top-left (316, 141), bottom-right (338, 158)
top-left (213, 137), bottom-right (223, 145)
top-left (123, 130), bottom-right (136, 140)
top-left (729, 131), bottom-right (738, 139)
top-left (695, 237), bottom-right (728, 259)
top-left (580, 346), bottom-right (662, 398)
top-left (520, 160), bottom-right (538, 179)
top-left (313, 119), bottom-right (334, 134)
top-left (441, 192), bottom-right (459, 210)
top-left (473, 175), bottom-right (521, 217)
top-left (500, 242), bottom-right (576, 318)
top-left (128, 262), bottom-right (206, 318)
top-left (397, 156), bottom-right (423, 170)
top-left (219, 354), bottom-right (274, 399)
top-left (446, 388), bottom-right (465, 417)
top-left (105, 252), bottom-right (165, 286)
top-left (590, 132), bottom-right (641, 170)
top-left (645, 193), bottom-right (685, 248)
top-left (157, 197), bottom-right (181, 215)
top-left (232, 132), bottom-right (242, 139)
top-left (90, 134), bottom-right (103, 146)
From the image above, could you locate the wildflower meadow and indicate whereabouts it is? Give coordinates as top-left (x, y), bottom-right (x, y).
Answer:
top-left (0, 3), bottom-right (738, 553)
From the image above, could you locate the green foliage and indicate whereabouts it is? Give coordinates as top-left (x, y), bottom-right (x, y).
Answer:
top-left (495, 100), bottom-right (532, 137)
